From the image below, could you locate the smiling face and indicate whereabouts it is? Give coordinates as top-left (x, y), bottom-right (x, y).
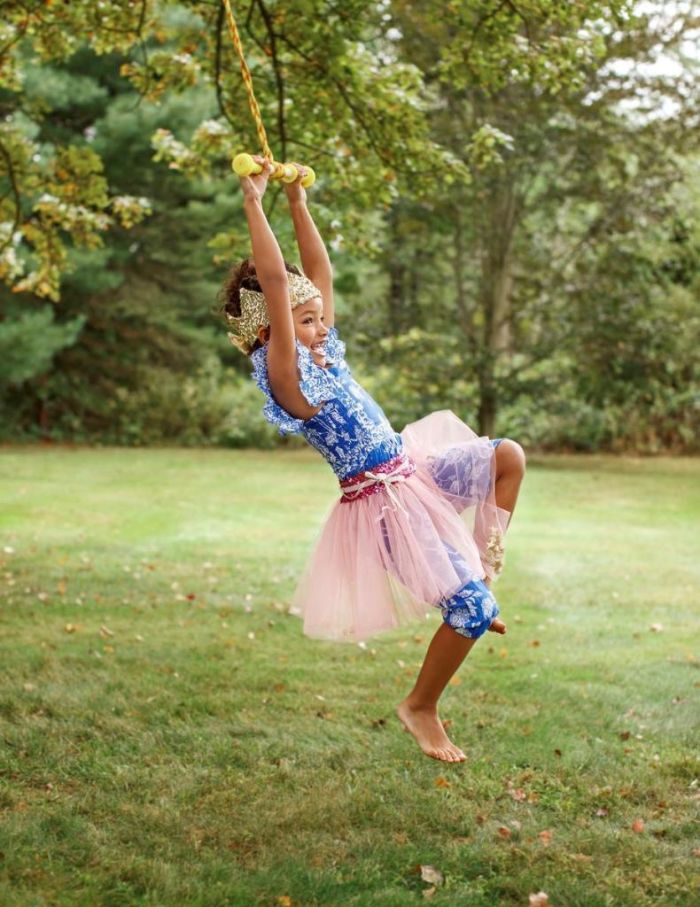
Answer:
top-left (292, 297), bottom-right (329, 366)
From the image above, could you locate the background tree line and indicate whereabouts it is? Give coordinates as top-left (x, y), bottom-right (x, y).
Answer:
top-left (1, 0), bottom-right (698, 451)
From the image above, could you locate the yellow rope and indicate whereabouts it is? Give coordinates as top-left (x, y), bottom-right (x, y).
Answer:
top-left (221, 0), bottom-right (274, 164)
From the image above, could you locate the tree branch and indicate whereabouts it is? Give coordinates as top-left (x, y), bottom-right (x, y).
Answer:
top-left (255, 0), bottom-right (287, 163)
top-left (214, 1), bottom-right (237, 128)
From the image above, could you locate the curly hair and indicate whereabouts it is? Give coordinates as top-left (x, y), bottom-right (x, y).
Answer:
top-left (219, 258), bottom-right (302, 355)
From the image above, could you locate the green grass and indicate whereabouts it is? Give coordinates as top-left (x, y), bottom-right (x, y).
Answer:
top-left (1, 447), bottom-right (699, 906)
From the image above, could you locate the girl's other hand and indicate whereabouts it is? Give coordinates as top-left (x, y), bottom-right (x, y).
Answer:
top-left (284, 162), bottom-right (308, 204)
top-left (239, 155), bottom-right (273, 202)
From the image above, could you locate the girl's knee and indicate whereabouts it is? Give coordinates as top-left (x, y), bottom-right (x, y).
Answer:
top-left (497, 438), bottom-right (526, 476)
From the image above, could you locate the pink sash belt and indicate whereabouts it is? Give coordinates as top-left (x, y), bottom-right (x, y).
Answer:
top-left (339, 452), bottom-right (416, 505)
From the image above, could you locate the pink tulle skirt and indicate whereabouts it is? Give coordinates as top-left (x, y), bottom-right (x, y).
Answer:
top-left (289, 410), bottom-right (510, 643)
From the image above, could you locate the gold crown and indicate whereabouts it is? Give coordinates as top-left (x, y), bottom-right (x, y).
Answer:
top-left (226, 271), bottom-right (322, 354)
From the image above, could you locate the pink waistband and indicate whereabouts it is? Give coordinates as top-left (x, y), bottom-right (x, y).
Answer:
top-left (339, 452), bottom-right (416, 503)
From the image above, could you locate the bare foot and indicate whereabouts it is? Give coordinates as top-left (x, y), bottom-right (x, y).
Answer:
top-left (488, 618), bottom-right (507, 634)
top-left (396, 699), bottom-right (466, 763)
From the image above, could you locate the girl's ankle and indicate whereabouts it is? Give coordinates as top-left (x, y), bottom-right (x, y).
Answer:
top-left (403, 697), bottom-right (438, 713)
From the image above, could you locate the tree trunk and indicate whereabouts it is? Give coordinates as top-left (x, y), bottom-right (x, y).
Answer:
top-left (386, 205), bottom-right (406, 333)
top-left (476, 180), bottom-right (517, 435)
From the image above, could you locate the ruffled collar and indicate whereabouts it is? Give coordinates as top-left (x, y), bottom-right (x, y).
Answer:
top-left (249, 326), bottom-right (347, 435)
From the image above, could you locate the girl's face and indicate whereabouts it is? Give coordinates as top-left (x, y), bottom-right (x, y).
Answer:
top-left (292, 297), bottom-right (329, 366)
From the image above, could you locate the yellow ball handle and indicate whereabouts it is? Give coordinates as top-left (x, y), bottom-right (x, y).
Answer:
top-left (232, 152), bottom-right (260, 177)
top-left (299, 165), bottom-right (316, 189)
top-left (232, 153), bottom-right (315, 188)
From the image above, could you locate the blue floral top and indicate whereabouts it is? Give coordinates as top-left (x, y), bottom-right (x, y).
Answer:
top-left (250, 327), bottom-right (403, 480)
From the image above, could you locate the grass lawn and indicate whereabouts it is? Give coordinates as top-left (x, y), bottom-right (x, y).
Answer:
top-left (0, 447), bottom-right (698, 906)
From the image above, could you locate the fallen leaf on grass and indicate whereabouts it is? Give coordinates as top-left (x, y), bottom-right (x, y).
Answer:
top-left (448, 675), bottom-right (461, 686)
top-left (692, 848), bottom-right (700, 857)
top-left (528, 640), bottom-right (541, 647)
top-left (650, 623), bottom-right (663, 632)
top-left (631, 818), bottom-right (645, 833)
top-left (435, 776), bottom-right (451, 788)
top-left (393, 831), bottom-right (408, 845)
top-left (422, 887), bottom-right (436, 899)
top-left (571, 853), bottom-right (592, 863)
top-left (99, 625), bottom-right (114, 638)
top-left (276, 897), bottom-right (293, 907)
top-left (64, 623), bottom-right (78, 633)
top-left (509, 788), bottom-right (527, 802)
top-left (538, 830), bottom-right (553, 846)
top-left (420, 865), bottom-right (444, 886)
top-left (497, 826), bottom-right (512, 839)
top-left (529, 893), bottom-right (552, 907)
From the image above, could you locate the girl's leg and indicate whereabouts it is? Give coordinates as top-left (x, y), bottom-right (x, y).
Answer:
top-left (493, 439), bottom-right (526, 525)
top-left (397, 624), bottom-right (478, 762)
top-left (398, 438), bottom-right (526, 762)
top-left (485, 438), bottom-right (526, 631)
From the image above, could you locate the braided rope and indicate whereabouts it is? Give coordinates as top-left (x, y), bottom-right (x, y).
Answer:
top-left (221, 0), bottom-right (274, 163)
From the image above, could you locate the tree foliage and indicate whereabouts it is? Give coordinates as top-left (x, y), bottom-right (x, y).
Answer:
top-left (0, 1), bottom-right (698, 450)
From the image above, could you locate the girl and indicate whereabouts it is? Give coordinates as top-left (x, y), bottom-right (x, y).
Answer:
top-left (222, 157), bottom-right (526, 764)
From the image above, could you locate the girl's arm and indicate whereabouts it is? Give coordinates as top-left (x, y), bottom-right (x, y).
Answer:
top-left (285, 168), bottom-right (335, 328)
top-left (240, 159), bottom-right (296, 358)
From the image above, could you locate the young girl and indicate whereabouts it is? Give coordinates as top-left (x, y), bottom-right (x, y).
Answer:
top-left (222, 157), bottom-right (526, 764)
